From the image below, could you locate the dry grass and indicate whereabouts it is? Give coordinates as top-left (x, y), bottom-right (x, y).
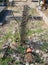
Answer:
top-left (29, 8), bottom-right (39, 16)
top-left (43, 9), bottom-right (48, 17)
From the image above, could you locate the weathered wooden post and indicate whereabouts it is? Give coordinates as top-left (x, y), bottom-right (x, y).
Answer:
top-left (20, 5), bottom-right (29, 45)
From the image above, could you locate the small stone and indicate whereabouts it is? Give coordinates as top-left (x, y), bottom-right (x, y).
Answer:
top-left (36, 50), bottom-right (40, 53)
top-left (38, 6), bottom-right (41, 10)
top-left (26, 62), bottom-right (29, 65)
top-left (12, 30), bottom-right (15, 34)
top-left (30, 64), bottom-right (34, 65)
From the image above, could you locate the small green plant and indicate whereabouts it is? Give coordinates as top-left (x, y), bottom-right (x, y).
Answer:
top-left (16, 61), bottom-right (20, 65)
top-left (0, 57), bottom-right (13, 65)
top-left (32, 52), bottom-right (42, 63)
top-left (17, 46), bottom-right (25, 54)
top-left (41, 42), bottom-right (48, 51)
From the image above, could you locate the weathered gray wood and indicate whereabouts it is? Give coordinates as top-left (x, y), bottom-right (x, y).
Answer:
top-left (6, 16), bottom-right (42, 21)
top-left (20, 5), bottom-right (29, 44)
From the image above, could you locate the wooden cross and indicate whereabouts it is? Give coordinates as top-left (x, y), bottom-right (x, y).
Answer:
top-left (19, 5), bottom-right (42, 44)
top-left (6, 5), bottom-right (42, 44)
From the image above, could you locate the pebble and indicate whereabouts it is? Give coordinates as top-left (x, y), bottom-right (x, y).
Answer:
top-left (26, 62), bottom-right (29, 65)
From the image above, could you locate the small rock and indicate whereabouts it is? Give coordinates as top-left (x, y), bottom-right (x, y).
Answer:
top-left (30, 64), bottom-right (34, 65)
top-left (26, 62), bottom-right (29, 65)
